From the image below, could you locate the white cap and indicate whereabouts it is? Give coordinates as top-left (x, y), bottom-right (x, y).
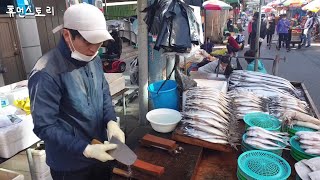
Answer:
top-left (53, 3), bottom-right (113, 44)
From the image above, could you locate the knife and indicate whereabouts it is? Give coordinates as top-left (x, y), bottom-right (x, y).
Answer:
top-left (91, 137), bottom-right (137, 166)
top-left (109, 136), bottom-right (137, 166)
top-left (91, 138), bottom-right (165, 177)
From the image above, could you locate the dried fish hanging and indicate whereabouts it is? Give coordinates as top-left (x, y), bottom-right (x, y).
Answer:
top-left (228, 89), bottom-right (269, 119)
top-left (180, 87), bottom-right (240, 148)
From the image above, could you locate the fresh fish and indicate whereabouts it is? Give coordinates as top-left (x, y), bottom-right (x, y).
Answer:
top-left (246, 130), bottom-right (289, 145)
top-left (247, 126), bottom-right (289, 138)
top-left (244, 139), bottom-right (289, 150)
top-left (305, 149), bottom-right (320, 155)
top-left (182, 115), bottom-right (228, 131)
top-left (189, 124), bottom-right (227, 137)
top-left (300, 140), bottom-right (320, 146)
top-left (245, 137), bottom-right (283, 148)
top-left (184, 108), bottom-right (229, 124)
top-left (300, 145), bottom-right (320, 150)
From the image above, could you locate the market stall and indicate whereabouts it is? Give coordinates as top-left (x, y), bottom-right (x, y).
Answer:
top-left (110, 67), bottom-right (320, 179)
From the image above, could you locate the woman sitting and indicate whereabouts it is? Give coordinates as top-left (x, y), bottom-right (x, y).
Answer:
top-left (244, 50), bottom-right (267, 74)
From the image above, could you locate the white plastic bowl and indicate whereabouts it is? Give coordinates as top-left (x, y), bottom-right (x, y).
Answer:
top-left (146, 108), bottom-right (182, 133)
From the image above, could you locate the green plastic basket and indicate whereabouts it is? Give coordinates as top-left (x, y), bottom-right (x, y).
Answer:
top-left (290, 136), bottom-right (318, 159)
top-left (237, 169), bottom-right (247, 180)
top-left (244, 113), bottom-right (281, 131)
top-left (288, 125), bottom-right (317, 134)
top-left (290, 150), bottom-right (305, 162)
top-left (237, 150), bottom-right (291, 180)
top-left (242, 134), bottom-right (283, 156)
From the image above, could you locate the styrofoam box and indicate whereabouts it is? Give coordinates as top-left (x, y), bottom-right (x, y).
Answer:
top-left (0, 80), bottom-right (28, 106)
top-left (109, 76), bottom-right (125, 96)
top-left (104, 73), bottom-right (123, 84)
top-left (5, 87), bottom-right (29, 105)
top-left (0, 115), bottom-right (40, 158)
top-left (0, 168), bottom-right (24, 180)
top-left (0, 149), bottom-right (52, 180)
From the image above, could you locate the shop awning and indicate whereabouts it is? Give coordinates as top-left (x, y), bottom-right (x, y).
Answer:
top-left (224, 0), bottom-right (240, 5)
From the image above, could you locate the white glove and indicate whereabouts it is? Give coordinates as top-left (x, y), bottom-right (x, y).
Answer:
top-left (107, 120), bottom-right (125, 143)
top-left (83, 142), bottom-right (117, 162)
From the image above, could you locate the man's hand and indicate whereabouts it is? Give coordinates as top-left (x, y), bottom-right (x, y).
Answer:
top-left (83, 142), bottom-right (117, 162)
top-left (107, 121), bottom-right (125, 143)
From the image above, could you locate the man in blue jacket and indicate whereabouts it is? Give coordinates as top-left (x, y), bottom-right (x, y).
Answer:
top-left (28, 3), bottom-right (125, 180)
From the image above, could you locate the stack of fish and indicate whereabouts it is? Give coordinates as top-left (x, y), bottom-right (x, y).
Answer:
top-left (229, 70), bottom-right (299, 98)
top-left (282, 111), bottom-right (320, 130)
top-left (228, 89), bottom-right (268, 119)
top-left (269, 95), bottom-right (310, 118)
top-left (181, 87), bottom-right (240, 147)
top-left (243, 127), bottom-right (290, 151)
top-left (296, 131), bottom-right (320, 155)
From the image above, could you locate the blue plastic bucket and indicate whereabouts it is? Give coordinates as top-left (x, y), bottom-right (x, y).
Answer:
top-left (148, 80), bottom-right (179, 110)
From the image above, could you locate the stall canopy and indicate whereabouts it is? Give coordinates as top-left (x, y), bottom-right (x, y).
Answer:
top-left (281, 0), bottom-right (308, 7)
top-left (224, 0), bottom-right (240, 5)
top-left (262, 5), bottom-right (277, 12)
top-left (203, 0), bottom-right (232, 10)
top-left (302, 0), bottom-right (320, 12)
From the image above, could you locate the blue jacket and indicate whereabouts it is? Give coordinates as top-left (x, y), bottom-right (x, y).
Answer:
top-left (247, 60), bottom-right (267, 74)
top-left (28, 38), bottom-right (117, 171)
top-left (277, 19), bottom-right (290, 34)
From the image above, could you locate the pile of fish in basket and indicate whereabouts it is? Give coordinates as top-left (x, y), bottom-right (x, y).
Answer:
top-left (178, 70), bottom-right (320, 151)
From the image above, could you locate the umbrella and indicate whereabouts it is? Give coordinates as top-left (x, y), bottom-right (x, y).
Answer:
top-left (302, 0), bottom-right (320, 12)
top-left (267, 0), bottom-right (284, 7)
top-left (262, 6), bottom-right (277, 12)
top-left (202, 0), bottom-right (232, 10)
top-left (282, 0), bottom-right (308, 7)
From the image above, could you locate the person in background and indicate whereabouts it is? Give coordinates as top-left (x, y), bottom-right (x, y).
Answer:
top-left (303, 11), bottom-right (315, 48)
top-left (276, 14), bottom-right (291, 51)
top-left (247, 16), bottom-right (253, 45)
top-left (227, 18), bottom-right (234, 32)
top-left (244, 50), bottom-right (267, 73)
top-left (200, 37), bottom-right (215, 54)
top-left (250, 12), bottom-right (267, 52)
top-left (198, 55), bottom-right (231, 75)
top-left (28, 4), bottom-right (125, 180)
top-left (224, 32), bottom-right (240, 56)
top-left (266, 14), bottom-right (276, 47)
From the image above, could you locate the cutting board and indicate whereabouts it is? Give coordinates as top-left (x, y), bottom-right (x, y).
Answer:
top-left (112, 127), bottom-right (203, 180)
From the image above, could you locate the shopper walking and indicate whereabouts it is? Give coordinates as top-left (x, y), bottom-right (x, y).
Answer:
top-left (303, 11), bottom-right (315, 47)
top-left (266, 14), bottom-right (276, 47)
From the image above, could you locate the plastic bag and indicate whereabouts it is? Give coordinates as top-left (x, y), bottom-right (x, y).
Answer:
top-left (129, 57), bottom-right (139, 85)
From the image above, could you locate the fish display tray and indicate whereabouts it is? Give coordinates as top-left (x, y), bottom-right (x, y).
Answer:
top-left (172, 127), bottom-right (234, 152)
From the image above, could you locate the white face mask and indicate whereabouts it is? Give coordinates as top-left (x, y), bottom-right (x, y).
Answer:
top-left (68, 33), bottom-right (99, 62)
